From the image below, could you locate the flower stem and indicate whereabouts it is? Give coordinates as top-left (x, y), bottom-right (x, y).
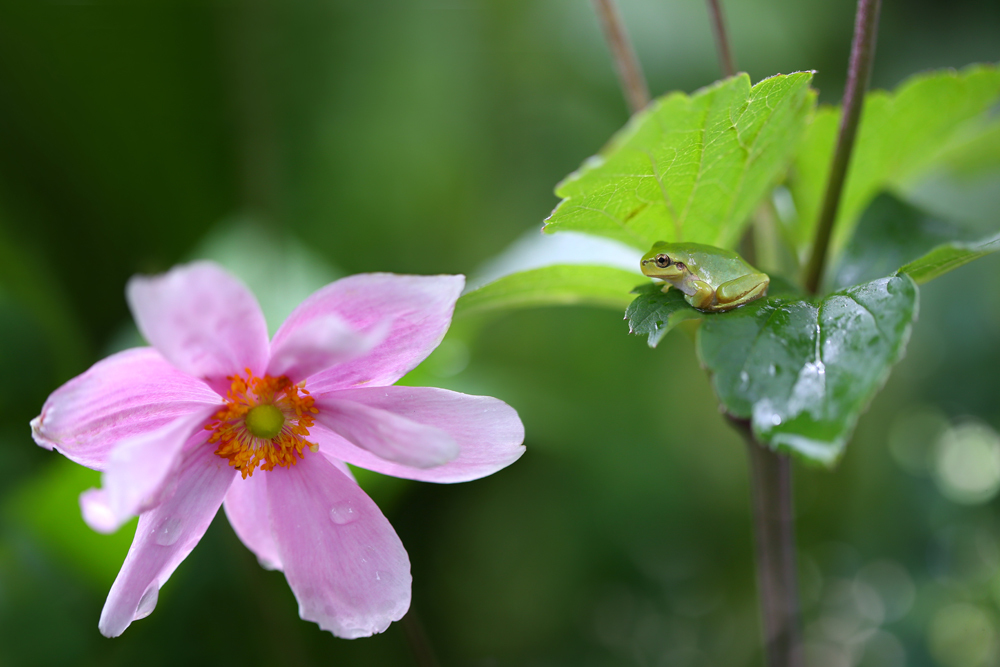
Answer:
top-left (401, 609), bottom-right (441, 667)
top-left (705, 0), bottom-right (736, 78)
top-left (747, 441), bottom-right (802, 666)
top-left (803, 0), bottom-right (882, 294)
top-left (730, 417), bottom-right (802, 666)
top-left (591, 0), bottom-right (650, 114)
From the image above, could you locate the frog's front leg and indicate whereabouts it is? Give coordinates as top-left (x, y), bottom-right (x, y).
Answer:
top-left (715, 272), bottom-right (769, 309)
top-left (685, 280), bottom-right (717, 310)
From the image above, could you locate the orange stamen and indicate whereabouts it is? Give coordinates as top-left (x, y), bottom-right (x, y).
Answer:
top-left (205, 369), bottom-right (320, 479)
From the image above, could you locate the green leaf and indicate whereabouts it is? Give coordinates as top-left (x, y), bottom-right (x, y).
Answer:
top-left (832, 193), bottom-right (980, 288)
top-left (833, 192), bottom-right (1000, 288)
top-left (789, 64), bottom-right (1000, 263)
top-left (544, 72), bottom-right (816, 250)
top-left (454, 265), bottom-right (643, 318)
top-left (697, 275), bottom-right (918, 466)
top-left (625, 284), bottom-right (703, 348)
top-left (899, 233), bottom-right (1000, 285)
top-left (625, 276), bottom-right (803, 348)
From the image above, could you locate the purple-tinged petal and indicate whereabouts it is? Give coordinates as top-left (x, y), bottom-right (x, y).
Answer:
top-left (313, 396), bottom-right (459, 469)
top-left (30, 347), bottom-right (220, 471)
top-left (223, 473), bottom-right (281, 571)
top-left (80, 488), bottom-right (118, 534)
top-left (102, 407), bottom-right (217, 530)
top-left (126, 262), bottom-right (270, 389)
top-left (99, 444), bottom-right (235, 637)
top-left (293, 273), bottom-right (464, 392)
top-left (267, 314), bottom-right (383, 384)
top-left (266, 453), bottom-right (411, 638)
top-left (312, 387), bottom-right (525, 483)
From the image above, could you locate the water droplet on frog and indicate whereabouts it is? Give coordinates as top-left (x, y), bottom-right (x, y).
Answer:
top-left (739, 371), bottom-right (749, 385)
top-left (135, 586), bottom-right (159, 620)
top-left (768, 364), bottom-right (777, 376)
top-left (330, 501), bottom-right (359, 525)
top-left (153, 516), bottom-right (182, 546)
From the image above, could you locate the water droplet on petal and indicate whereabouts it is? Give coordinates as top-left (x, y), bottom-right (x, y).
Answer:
top-left (135, 586), bottom-right (159, 620)
top-left (330, 501), bottom-right (359, 525)
top-left (375, 571), bottom-right (381, 581)
top-left (153, 516), bottom-right (183, 546)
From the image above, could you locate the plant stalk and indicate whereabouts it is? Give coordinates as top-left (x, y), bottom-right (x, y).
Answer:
top-left (401, 609), bottom-right (441, 667)
top-left (705, 0), bottom-right (736, 78)
top-left (591, 0), bottom-right (650, 114)
top-left (803, 0), bottom-right (882, 294)
top-left (746, 438), bottom-right (802, 666)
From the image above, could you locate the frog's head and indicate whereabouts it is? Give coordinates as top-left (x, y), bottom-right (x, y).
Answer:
top-left (640, 242), bottom-right (692, 284)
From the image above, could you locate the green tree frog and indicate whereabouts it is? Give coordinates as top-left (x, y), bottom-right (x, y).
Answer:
top-left (640, 242), bottom-right (770, 312)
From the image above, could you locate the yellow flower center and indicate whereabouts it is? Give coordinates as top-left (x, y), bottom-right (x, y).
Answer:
top-left (206, 370), bottom-right (319, 479)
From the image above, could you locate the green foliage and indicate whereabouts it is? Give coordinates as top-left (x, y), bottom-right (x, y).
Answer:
top-left (789, 65), bottom-right (1000, 265)
top-left (2, 459), bottom-right (134, 588)
top-left (454, 265), bottom-right (643, 318)
top-left (696, 276), bottom-right (919, 465)
top-left (899, 233), bottom-right (1000, 285)
top-left (834, 192), bottom-right (1000, 288)
top-left (624, 284), bottom-right (702, 348)
top-left (544, 73), bottom-right (815, 250)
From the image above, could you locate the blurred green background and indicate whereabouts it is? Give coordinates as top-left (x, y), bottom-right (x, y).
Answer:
top-left (1, 0), bottom-right (999, 665)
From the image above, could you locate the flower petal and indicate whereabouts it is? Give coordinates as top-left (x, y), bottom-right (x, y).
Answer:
top-left (102, 407), bottom-right (217, 530)
top-left (313, 396), bottom-right (459, 469)
top-left (291, 273), bottom-right (464, 391)
top-left (126, 262), bottom-right (270, 389)
top-left (223, 473), bottom-right (281, 571)
top-left (30, 347), bottom-right (220, 470)
top-left (266, 453), bottom-right (411, 638)
top-left (80, 488), bottom-right (118, 534)
top-left (99, 444), bottom-right (235, 637)
top-left (267, 313), bottom-right (383, 384)
top-left (312, 387), bottom-right (525, 483)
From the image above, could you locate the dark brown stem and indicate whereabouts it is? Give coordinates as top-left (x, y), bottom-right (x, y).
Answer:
top-left (803, 0), bottom-right (882, 294)
top-left (591, 0), bottom-right (650, 114)
top-left (705, 0), bottom-right (737, 78)
top-left (400, 609), bottom-right (441, 667)
top-left (730, 417), bottom-right (802, 667)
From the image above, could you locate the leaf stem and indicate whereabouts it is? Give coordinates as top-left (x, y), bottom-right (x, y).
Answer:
top-left (803, 0), bottom-right (882, 294)
top-left (591, 0), bottom-right (650, 114)
top-left (705, 0), bottom-right (737, 78)
top-left (731, 417), bottom-right (803, 667)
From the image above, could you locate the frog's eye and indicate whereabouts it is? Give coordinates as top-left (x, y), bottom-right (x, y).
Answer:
top-left (655, 254), bottom-right (671, 268)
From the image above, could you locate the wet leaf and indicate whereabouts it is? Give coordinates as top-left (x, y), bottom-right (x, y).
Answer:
top-left (624, 284), bottom-right (703, 348)
top-left (544, 72), bottom-right (815, 250)
top-left (697, 275), bottom-right (919, 465)
top-left (454, 265), bottom-right (643, 318)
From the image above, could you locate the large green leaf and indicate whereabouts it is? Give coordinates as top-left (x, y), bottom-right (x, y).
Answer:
top-left (544, 72), bottom-right (816, 250)
top-left (789, 65), bottom-right (1000, 265)
top-left (899, 233), bottom-right (1000, 285)
top-left (834, 192), bottom-right (1000, 288)
top-left (625, 276), bottom-right (802, 348)
top-left (696, 275), bottom-right (918, 466)
top-left (454, 265), bottom-right (643, 318)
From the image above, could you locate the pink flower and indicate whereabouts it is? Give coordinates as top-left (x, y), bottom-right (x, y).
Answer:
top-left (31, 262), bottom-right (525, 639)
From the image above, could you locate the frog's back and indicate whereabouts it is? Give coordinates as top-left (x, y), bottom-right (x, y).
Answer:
top-left (668, 243), bottom-right (747, 272)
